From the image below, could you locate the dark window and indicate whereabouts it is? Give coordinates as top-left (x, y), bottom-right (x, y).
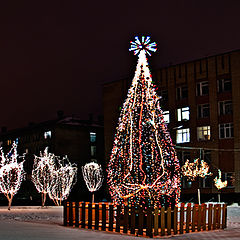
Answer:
top-left (219, 123), bottom-right (234, 139)
top-left (218, 79), bottom-right (232, 92)
top-left (159, 89), bottom-right (168, 101)
top-left (219, 101), bottom-right (232, 115)
top-left (198, 104), bottom-right (210, 118)
top-left (196, 81), bottom-right (209, 96)
top-left (176, 86), bottom-right (188, 100)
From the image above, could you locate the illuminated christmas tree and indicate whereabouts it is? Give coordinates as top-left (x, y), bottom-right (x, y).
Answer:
top-left (107, 36), bottom-right (181, 208)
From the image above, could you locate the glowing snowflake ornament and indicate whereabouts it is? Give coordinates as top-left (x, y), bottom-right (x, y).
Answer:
top-left (129, 36), bottom-right (157, 56)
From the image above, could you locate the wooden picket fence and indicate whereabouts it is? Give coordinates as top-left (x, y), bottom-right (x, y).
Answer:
top-left (64, 202), bottom-right (227, 238)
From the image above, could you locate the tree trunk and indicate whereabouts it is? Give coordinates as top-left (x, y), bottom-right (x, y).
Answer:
top-left (92, 192), bottom-right (95, 203)
top-left (7, 193), bottom-right (13, 211)
top-left (41, 192), bottom-right (47, 207)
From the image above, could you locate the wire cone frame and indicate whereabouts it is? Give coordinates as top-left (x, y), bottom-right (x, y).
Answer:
top-left (107, 36), bottom-right (181, 208)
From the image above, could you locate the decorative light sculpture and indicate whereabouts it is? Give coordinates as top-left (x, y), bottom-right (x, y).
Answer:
top-left (48, 156), bottom-right (77, 206)
top-left (82, 162), bottom-right (103, 203)
top-left (214, 169), bottom-right (227, 190)
top-left (182, 159), bottom-right (212, 181)
top-left (0, 142), bottom-right (25, 210)
top-left (32, 147), bottom-right (55, 207)
top-left (107, 36), bottom-right (181, 208)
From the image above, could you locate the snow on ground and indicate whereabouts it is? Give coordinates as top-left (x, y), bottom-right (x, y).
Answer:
top-left (0, 206), bottom-right (63, 225)
top-left (0, 204), bottom-right (239, 239)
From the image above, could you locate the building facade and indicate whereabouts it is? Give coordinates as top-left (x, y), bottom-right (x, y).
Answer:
top-left (103, 49), bottom-right (240, 203)
top-left (0, 113), bottom-right (105, 204)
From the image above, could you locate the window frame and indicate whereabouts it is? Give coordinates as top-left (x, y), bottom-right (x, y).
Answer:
top-left (219, 123), bottom-right (234, 139)
top-left (177, 107), bottom-right (190, 121)
top-left (162, 110), bottom-right (170, 123)
top-left (218, 100), bottom-right (232, 115)
top-left (196, 81), bottom-right (209, 96)
top-left (197, 126), bottom-right (211, 141)
top-left (197, 104), bottom-right (210, 118)
top-left (176, 128), bottom-right (190, 143)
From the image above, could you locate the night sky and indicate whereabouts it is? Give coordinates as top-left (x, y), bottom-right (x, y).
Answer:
top-left (0, 1), bottom-right (240, 130)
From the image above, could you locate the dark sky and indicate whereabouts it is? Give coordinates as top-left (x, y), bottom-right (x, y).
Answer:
top-left (0, 1), bottom-right (240, 130)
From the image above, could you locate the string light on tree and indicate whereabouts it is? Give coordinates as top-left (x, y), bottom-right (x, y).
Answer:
top-left (32, 147), bottom-right (55, 207)
top-left (48, 155), bottom-right (77, 206)
top-left (107, 36), bottom-right (181, 208)
top-left (82, 162), bottom-right (103, 203)
top-left (181, 159), bottom-right (212, 181)
top-left (214, 169), bottom-right (227, 190)
top-left (0, 142), bottom-right (25, 210)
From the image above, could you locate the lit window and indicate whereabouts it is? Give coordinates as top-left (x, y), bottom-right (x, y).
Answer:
top-left (162, 111), bottom-right (170, 123)
top-left (218, 79), bottom-right (232, 92)
top-left (176, 128), bottom-right (190, 143)
top-left (7, 140), bottom-right (12, 145)
top-left (197, 104), bottom-right (210, 118)
top-left (219, 100), bottom-right (232, 115)
top-left (44, 131), bottom-right (52, 139)
top-left (176, 86), bottom-right (188, 100)
top-left (219, 123), bottom-right (233, 139)
top-left (196, 81), bottom-right (209, 96)
top-left (0, 141), bottom-right (3, 147)
top-left (177, 107), bottom-right (190, 121)
top-left (197, 126), bottom-right (211, 141)
top-left (15, 138), bottom-right (19, 144)
top-left (91, 146), bottom-right (96, 157)
top-left (90, 132), bottom-right (96, 143)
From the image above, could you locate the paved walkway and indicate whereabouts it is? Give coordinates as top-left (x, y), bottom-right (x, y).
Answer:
top-left (0, 220), bottom-right (240, 240)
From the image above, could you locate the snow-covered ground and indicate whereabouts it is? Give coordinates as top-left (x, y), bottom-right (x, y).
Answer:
top-left (0, 204), bottom-right (239, 228)
top-left (0, 206), bottom-right (63, 225)
top-left (0, 204), bottom-right (239, 239)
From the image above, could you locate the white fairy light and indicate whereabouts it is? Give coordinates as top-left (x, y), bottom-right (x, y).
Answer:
top-left (31, 147), bottom-right (55, 207)
top-left (0, 142), bottom-right (25, 210)
top-left (182, 158), bottom-right (212, 181)
top-left (214, 169), bottom-right (227, 190)
top-left (82, 162), bottom-right (103, 202)
top-left (48, 156), bottom-right (77, 206)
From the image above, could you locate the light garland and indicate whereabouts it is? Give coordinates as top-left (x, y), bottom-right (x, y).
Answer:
top-left (214, 169), bottom-right (227, 190)
top-left (181, 158), bottom-right (212, 181)
top-left (82, 162), bottom-right (103, 203)
top-left (32, 147), bottom-right (55, 207)
top-left (48, 155), bottom-right (77, 206)
top-left (0, 142), bottom-right (25, 210)
top-left (107, 36), bottom-right (181, 208)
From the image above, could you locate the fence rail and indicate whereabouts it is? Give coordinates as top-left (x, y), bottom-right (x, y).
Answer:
top-left (64, 202), bottom-right (227, 238)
